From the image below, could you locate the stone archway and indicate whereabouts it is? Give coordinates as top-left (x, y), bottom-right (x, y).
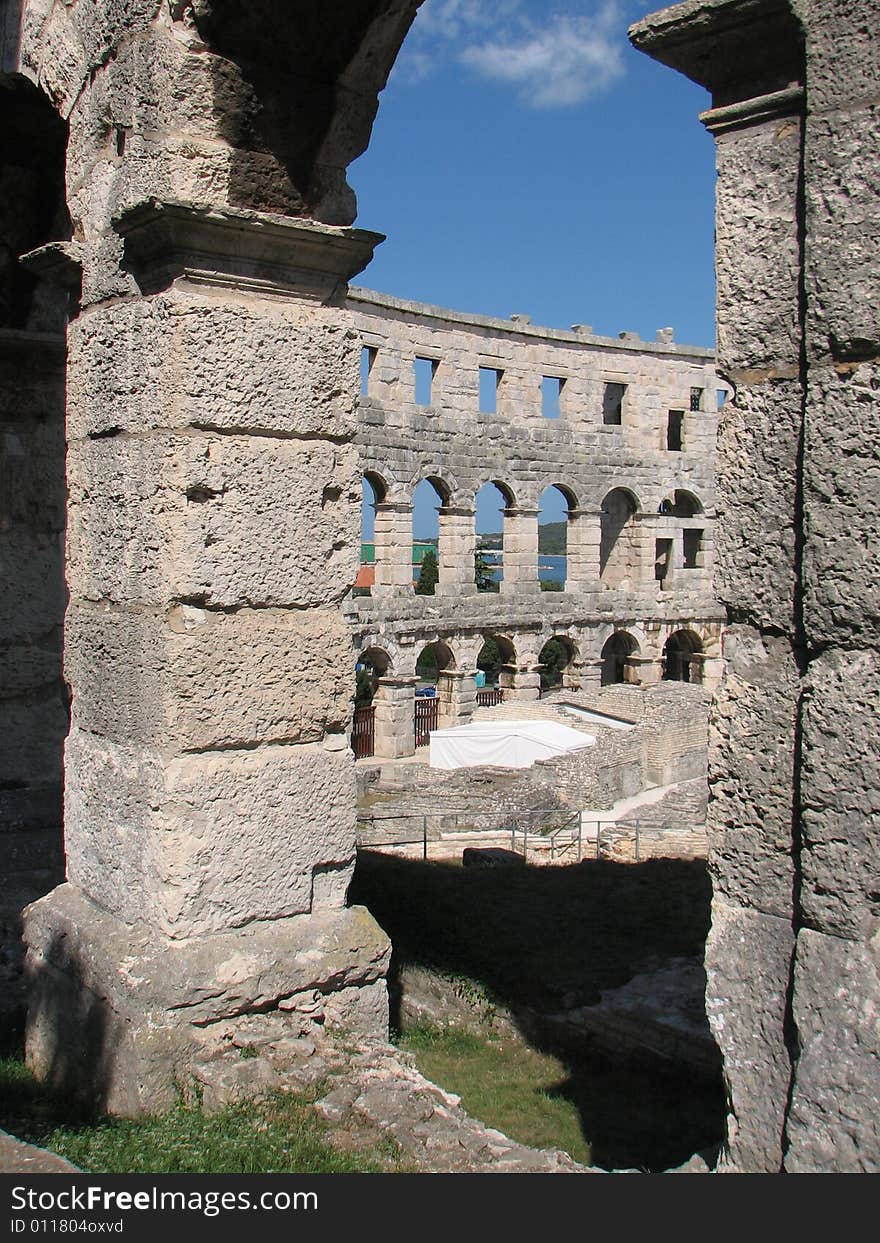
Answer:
top-left (7, 0), bottom-right (424, 1112)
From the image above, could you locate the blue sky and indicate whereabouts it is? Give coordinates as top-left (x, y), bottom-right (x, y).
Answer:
top-left (352, 0), bottom-right (716, 540)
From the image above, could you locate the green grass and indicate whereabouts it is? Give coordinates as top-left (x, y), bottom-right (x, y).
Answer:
top-left (0, 1056), bottom-right (396, 1174)
top-left (399, 1021), bottom-right (593, 1165)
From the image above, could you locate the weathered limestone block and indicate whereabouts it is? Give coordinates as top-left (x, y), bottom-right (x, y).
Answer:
top-left (714, 380), bottom-right (801, 630)
top-left (0, 628), bottom-right (64, 700)
top-left (803, 110), bottom-right (880, 358)
top-left (800, 648), bottom-right (880, 941)
top-left (0, 693), bottom-right (67, 784)
top-left (707, 626), bottom-right (799, 918)
top-left (66, 432), bottom-right (359, 608)
top-left (373, 677), bottom-right (415, 759)
top-left (0, 531), bottom-right (65, 645)
top-left (0, 418), bottom-right (66, 530)
top-left (65, 602), bottom-right (354, 751)
top-left (704, 899), bottom-right (794, 1173)
top-left (67, 293), bottom-right (360, 441)
top-left (802, 363), bottom-right (880, 647)
top-left (715, 117), bottom-right (803, 376)
top-left (24, 882), bottom-right (391, 1116)
top-left (64, 730), bottom-right (358, 937)
top-left (785, 928), bottom-right (880, 1172)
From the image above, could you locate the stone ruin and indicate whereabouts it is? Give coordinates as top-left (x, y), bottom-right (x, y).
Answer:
top-left (347, 286), bottom-right (723, 760)
top-left (0, 0), bottom-right (877, 1171)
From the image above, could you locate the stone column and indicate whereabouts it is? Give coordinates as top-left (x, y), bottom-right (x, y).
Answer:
top-left (565, 509), bottom-right (601, 593)
top-left (634, 513), bottom-right (658, 592)
top-left (635, 654), bottom-right (663, 688)
top-left (23, 202), bottom-right (393, 1113)
top-left (373, 501), bottom-right (415, 594)
top-left (0, 330), bottom-right (68, 1020)
top-left (436, 506), bottom-right (476, 595)
top-left (499, 663), bottom-right (541, 701)
top-left (501, 507), bottom-right (540, 595)
top-left (373, 677), bottom-right (416, 759)
top-left (435, 670), bottom-right (477, 727)
top-left (632, 0), bottom-right (812, 1173)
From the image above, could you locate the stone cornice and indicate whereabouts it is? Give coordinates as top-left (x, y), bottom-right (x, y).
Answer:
top-left (349, 287), bottom-right (716, 361)
top-left (113, 199), bottom-right (385, 302)
top-left (629, 0), bottom-right (804, 112)
top-left (700, 85), bottom-right (805, 135)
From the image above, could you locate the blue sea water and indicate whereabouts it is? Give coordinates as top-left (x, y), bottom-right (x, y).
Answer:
top-left (482, 552), bottom-right (566, 583)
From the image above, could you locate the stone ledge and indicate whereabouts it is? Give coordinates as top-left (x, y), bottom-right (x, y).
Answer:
top-left (114, 199), bottom-right (384, 301)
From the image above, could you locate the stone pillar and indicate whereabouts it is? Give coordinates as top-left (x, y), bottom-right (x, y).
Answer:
top-left (634, 513), bottom-right (658, 592)
top-left (499, 663), bottom-right (541, 701)
top-left (22, 209), bottom-right (393, 1110)
top-left (435, 670), bottom-right (477, 727)
top-left (0, 330), bottom-right (68, 1021)
top-left (373, 677), bottom-right (416, 759)
top-left (632, 0), bottom-right (880, 1174)
top-left (436, 506), bottom-right (476, 595)
top-left (373, 501), bottom-right (414, 594)
top-left (565, 509), bottom-right (601, 593)
top-left (501, 508), bottom-right (540, 595)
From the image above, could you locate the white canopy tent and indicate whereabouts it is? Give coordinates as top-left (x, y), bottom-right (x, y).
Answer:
top-left (429, 719), bottom-right (596, 771)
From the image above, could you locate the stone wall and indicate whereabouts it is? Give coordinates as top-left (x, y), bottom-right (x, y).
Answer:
top-left (348, 288), bottom-right (725, 758)
top-left (1, 0), bottom-right (423, 1108)
top-left (632, 0), bottom-right (880, 1173)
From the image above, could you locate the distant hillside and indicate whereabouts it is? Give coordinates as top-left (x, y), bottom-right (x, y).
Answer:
top-left (538, 521), bottom-right (567, 556)
top-left (477, 522), bottom-right (567, 556)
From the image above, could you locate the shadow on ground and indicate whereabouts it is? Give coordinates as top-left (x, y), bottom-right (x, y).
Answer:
top-left (350, 850), bottom-right (726, 1172)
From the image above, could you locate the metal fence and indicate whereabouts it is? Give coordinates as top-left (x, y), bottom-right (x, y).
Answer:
top-left (356, 807), bottom-right (707, 865)
top-left (351, 705), bottom-right (375, 759)
top-left (414, 696), bottom-right (439, 747)
top-left (475, 688), bottom-right (504, 708)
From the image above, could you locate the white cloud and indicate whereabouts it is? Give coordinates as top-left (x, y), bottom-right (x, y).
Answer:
top-left (394, 1), bottom-right (628, 108)
top-left (461, 6), bottom-right (626, 109)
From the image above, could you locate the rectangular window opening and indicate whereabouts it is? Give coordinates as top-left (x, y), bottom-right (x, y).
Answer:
top-left (541, 375), bottom-right (563, 420)
top-left (603, 382), bottom-right (626, 425)
top-left (667, 409), bottom-right (684, 451)
top-left (717, 388), bottom-right (728, 410)
top-left (360, 345), bottom-right (377, 397)
top-left (479, 366), bottom-right (502, 415)
top-left (414, 356), bottom-right (437, 407)
top-left (655, 538), bottom-right (673, 586)
top-left (690, 386), bottom-right (704, 412)
top-left (683, 528), bottom-right (703, 569)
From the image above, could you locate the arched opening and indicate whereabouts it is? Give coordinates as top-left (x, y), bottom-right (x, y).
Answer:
top-left (415, 640), bottom-right (455, 690)
top-left (600, 487), bottom-right (640, 589)
top-left (355, 646), bottom-right (392, 705)
top-left (353, 647), bottom-right (392, 760)
top-left (601, 631), bottom-right (641, 686)
top-left (414, 640), bottom-right (454, 747)
top-left (0, 74), bottom-right (71, 1019)
top-left (412, 476), bottom-right (447, 595)
top-left (476, 634), bottom-right (516, 689)
top-left (539, 485), bottom-right (575, 591)
top-left (539, 636), bottom-right (576, 693)
top-left (662, 629), bottom-right (704, 685)
top-left (474, 481), bottom-right (510, 591)
top-left (659, 489), bottom-right (703, 518)
top-left (357, 472), bottom-right (387, 596)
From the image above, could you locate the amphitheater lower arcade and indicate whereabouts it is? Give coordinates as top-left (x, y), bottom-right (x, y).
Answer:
top-left (347, 290), bottom-right (724, 758)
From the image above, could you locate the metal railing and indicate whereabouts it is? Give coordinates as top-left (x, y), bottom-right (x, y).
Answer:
top-left (351, 705), bottom-right (375, 759)
top-left (475, 688), bottom-right (504, 708)
top-left (414, 697), bottom-right (438, 747)
top-left (356, 807), bottom-right (707, 865)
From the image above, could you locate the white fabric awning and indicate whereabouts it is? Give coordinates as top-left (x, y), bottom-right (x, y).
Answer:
top-left (429, 719), bottom-right (595, 770)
